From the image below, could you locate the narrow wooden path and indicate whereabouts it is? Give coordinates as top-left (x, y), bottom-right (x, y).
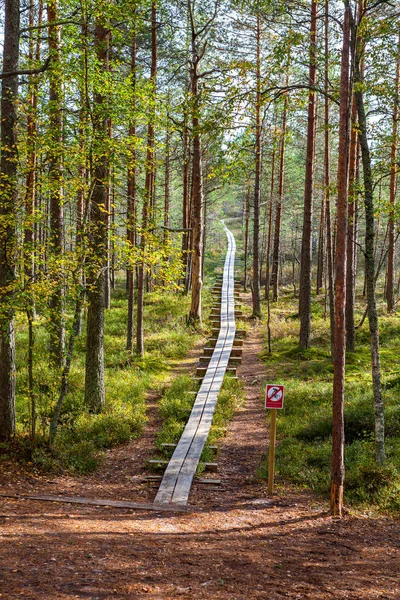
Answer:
top-left (154, 223), bottom-right (236, 505)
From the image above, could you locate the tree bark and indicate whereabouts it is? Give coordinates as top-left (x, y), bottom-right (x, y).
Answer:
top-left (188, 1), bottom-right (208, 324)
top-left (264, 133), bottom-right (276, 300)
top-left (271, 91), bottom-right (288, 303)
top-left (346, 97), bottom-right (358, 352)
top-left (0, 0), bottom-right (19, 440)
top-left (354, 22), bottom-right (385, 466)
top-left (299, 0), bottom-right (318, 349)
top-left (137, 1), bottom-right (157, 353)
top-left (244, 187), bottom-right (250, 292)
top-left (164, 117), bottom-right (171, 243)
top-left (386, 32), bottom-right (400, 314)
top-left (127, 20), bottom-right (137, 352)
top-left (252, 11), bottom-right (262, 318)
top-left (84, 18), bottom-right (110, 411)
top-left (331, 2), bottom-right (351, 517)
top-left (47, 0), bottom-right (65, 367)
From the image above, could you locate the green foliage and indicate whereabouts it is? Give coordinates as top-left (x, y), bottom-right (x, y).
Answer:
top-left (9, 285), bottom-right (201, 473)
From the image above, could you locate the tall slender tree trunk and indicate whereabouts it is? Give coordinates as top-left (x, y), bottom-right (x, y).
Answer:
top-left (346, 98), bottom-right (358, 351)
top-left (25, 0), bottom-right (43, 442)
top-left (271, 91), bottom-right (288, 303)
top-left (299, 0), bottom-right (318, 349)
top-left (127, 20), bottom-right (137, 352)
top-left (137, 2), bottom-right (157, 354)
top-left (188, 64), bottom-right (204, 323)
top-left (47, 0), bottom-right (65, 367)
top-left (188, 2), bottom-right (207, 324)
top-left (104, 116), bottom-right (112, 310)
top-left (354, 18), bottom-right (385, 466)
top-left (0, 0), bottom-right (19, 440)
top-left (264, 133), bottom-right (276, 298)
top-left (25, 1), bottom-right (43, 289)
top-left (331, 2), bottom-right (351, 517)
top-left (84, 19), bottom-right (110, 412)
top-left (164, 117), bottom-right (170, 242)
top-left (316, 197), bottom-right (325, 295)
top-left (252, 11), bottom-right (262, 318)
top-left (244, 187), bottom-right (250, 292)
top-left (386, 32), bottom-right (400, 313)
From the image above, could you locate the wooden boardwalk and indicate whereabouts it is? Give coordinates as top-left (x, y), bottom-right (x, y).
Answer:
top-left (154, 224), bottom-right (237, 505)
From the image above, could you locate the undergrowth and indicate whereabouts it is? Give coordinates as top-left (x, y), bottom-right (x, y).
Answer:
top-left (258, 288), bottom-right (400, 515)
top-left (3, 287), bottom-right (205, 474)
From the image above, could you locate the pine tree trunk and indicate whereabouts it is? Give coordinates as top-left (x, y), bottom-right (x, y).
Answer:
top-left (264, 133), bottom-right (276, 300)
top-left (137, 2), bottom-right (157, 354)
top-left (24, 1), bottom-right (42, 291)
top-left (331, 2), bottom-right (351, 517)
top-left (127, 22), bottom-right (137, 352)
top-left (47, 0), bottom-right (65, 367)
top-left (0, 0), bottom-right (19, 440)
top-left (104, 116), bottom-right (112, 310)
top-left (316, 194), bottom-right (325, 295)
top-left (188, 17), bottom-right (204, 324)
top-left (244, 187), bottom-right (250, 292)
top-left (354, 35), bottom-right (386, 466)
top-left (84, 19), bottom-right (110, 412)
top-left (386, 32), bottom-right (400, 314)
top-left (164, 120), bottom-right (170, 242)
top-left (252, 12), bottom-right (262, 318)
top-left (346, 98), bottom-right (358, 352)
top-left (271, 92), bottom-right (288, 303)
top-left (299, 0), bottom-right (318, 349)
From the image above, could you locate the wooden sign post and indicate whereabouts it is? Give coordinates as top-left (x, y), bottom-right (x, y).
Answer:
top-left (265, 385), bottom-right (284, 495)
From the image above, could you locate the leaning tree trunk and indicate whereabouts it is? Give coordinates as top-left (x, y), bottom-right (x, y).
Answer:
top-left (299, 0), bottom-right (318, 349)
top-left (331, 2), bottom-right (351, 517)
top-left (84, 19), bottom-right (110, 412)
top-left (0, 0), bottom-right (19, 440)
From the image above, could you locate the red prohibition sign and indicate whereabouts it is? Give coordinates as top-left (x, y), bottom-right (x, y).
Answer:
top-left (265, 384), bottom-right (284, 409)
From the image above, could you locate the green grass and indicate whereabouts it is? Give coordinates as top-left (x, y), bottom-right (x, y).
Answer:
top-left (258, 287), bottom-right (400, 515)
top-left (154, 374), bottom-right (245, 472)
top-left (8, 285), bottom-right (205, 474)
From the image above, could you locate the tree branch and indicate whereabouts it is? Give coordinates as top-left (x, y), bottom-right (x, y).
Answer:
top-left (0, 57), bottom-right (50, 79)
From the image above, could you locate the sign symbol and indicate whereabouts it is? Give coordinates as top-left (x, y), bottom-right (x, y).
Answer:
top-left (265, 384), bottom-right (284, 409)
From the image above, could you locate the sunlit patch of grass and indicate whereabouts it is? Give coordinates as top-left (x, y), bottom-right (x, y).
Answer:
top-left (9, 284), bottom-right (204, 474)
top-left (258, 288), bottom-right (400, 515)
top-left (154, 374), bottom-right (245, 474)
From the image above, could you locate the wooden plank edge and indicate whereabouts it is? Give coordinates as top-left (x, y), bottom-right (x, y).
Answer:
top-left (0, 493), bottom-right (194, 513)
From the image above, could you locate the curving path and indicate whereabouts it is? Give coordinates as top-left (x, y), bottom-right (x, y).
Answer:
top-left (154, 223), bottom-right (236, 505)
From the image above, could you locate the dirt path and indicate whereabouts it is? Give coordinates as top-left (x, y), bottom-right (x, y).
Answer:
top-left (0, 312), bottom-right (399, 599)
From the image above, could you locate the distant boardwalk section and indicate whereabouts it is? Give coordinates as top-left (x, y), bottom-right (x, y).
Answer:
top-left (154, 224), bottom-right (237, 505)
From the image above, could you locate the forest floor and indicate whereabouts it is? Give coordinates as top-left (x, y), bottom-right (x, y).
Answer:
top-left (0, 294), bottom-right (399, 599)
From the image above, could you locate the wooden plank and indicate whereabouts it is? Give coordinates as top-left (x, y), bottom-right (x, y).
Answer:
top-left (0, 493), bottom-right (189, 513)
top-left (154, 224), bottom-right (237, 505)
